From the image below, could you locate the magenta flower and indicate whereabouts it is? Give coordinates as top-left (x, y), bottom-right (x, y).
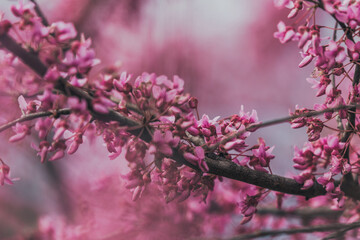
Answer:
top-left (92, 95), bottom-right (117, 114)
top-left (69, 75), bottom-right (87, 87)
top-left (251, 138), bottom-right (275, 168)
top-left (273, 0), bottom-right (294, 9)
top-left (346, 39), bottom-right (360, 60)
top-left (67, 134), bottom-right (83, 155)
top-left (11, 1), bottom-right (35, 17)
top-left (51, 21), bottom-right (77, 42)
top-left (113, 72), bottom-right (132, 93)
top-left (330, 155), bottom-right (351, 175)
top-left (18, 95), bottom-right (41, 115)
top-left (307, 76), bottom-right (331, 97)
top-left (44, 67), bottom-right (60, 83)
top-left (297, 26), bottom-right (311, 49)
top-left (238, 191), bottom-right (262, 225)
top-left (9, 123), bottom-right (31, 142)
top-left (346, 3), bottom-right (360, 29)
top-left (35, 118), bottom-right (52, 139)
top-left (293, 168), bottom-right (314, 190)
top-left (149, 130), bottom-right (180, 156)
top-left (0, 159), bottom-right (14, 186)
top-left (67, 97), bottom-right (87, 113)
top-left (317, 172), bottom-right (335, 193)
top-left (274, 21), bottom-right (296, 44)
top-left (324, 40), bottom-right (346, 69)
top-left (183, 146), bottom-right (209, 172)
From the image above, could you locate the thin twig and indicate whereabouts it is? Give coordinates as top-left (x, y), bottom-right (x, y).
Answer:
top-left (257, 208), bottom-right (343, 219)
top-left (29, 0), bottom-right (49, 26)
top-left (0, 108), bottom-right (71, 132)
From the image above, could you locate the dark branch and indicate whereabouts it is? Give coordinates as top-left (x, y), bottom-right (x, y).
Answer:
top-left (227, 222), bottom-right (360, 240)
top-left (257, 208), bottom-right (343, 219)
top-left (29, 0), bottom-right (49, 26)
top-left (0, 34), bottom-right (48, 77)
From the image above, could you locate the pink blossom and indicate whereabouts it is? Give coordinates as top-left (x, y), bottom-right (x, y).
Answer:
top-left (17, 95), bottom-right (41, 115)
top-left (297, 26), bottom-right (311, 49)
top-left (149, 130), bottom-right (180, 156)
top-left (274, 21), bottom-right (296, 44)
top-left (67, 134), bottom-right (83, 155)
top-left (307, 76), bottom-right (331, 97)
top-left (51, 21), bottom-right (77, 42)
top-left (49, 140), bottom-right (67, 161)
top-left (251, 138), bottom-right (275, 168)
top-left (293, 168), bottom-right (314, 190)
top-left (346, 3), bottom-right (360, 29)
top-left (183, 146), bottom-right (209, 172)
top-left (238, 190), bottom-right (262, 224)
top-left (44, 67), bottom-right (60, 83)
top-left (37, 88), bottom-right (58, 110)
top-left (346, 39), bottom-right (360, 60)
top-left (330, 155), bottom-right (351, 175)
top-left (92, 95), bottom-right (117, 114)
top-left (69, 75), bottom-right (87, 87)
top-left (324, 40), bottom-right (346, 69)
top-left (273, 0), bottom-right (294, 9)
top-left (298, 53), bottom-right (313, 68)
top-left (0, 159), bottom-right (14, 185)
top-left (287, 1), bottom-right (303, 19)
top-left (317, 172), bottom-right (335, 192)
top-left (9, 123), bottom-right (31, 142)
top-left (113, 72), bottom-right (132, 93)
top-left (35, 118), bottom-right (52, 139)
top-left (67, 97), bottom-right (87, 113)
top-left (11, 1), bottom-right (35, 17)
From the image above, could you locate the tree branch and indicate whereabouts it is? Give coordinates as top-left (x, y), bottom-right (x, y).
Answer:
top-left (257, 207), bottom-right (343, 219)
top-left (29, 0), bottom-right (49, 26)
top-left (227, 222), bottom-right (360, 240)
top-left (0, 108), bottom-right (71, 133)
top-left (0, 34), bottom-right (48, 77)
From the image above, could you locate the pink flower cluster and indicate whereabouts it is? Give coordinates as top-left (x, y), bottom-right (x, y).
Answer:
top-left (293, 135), bottom-right (348, 201)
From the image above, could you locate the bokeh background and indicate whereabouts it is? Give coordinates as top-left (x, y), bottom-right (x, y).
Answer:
top-left (0, 0), bottom-right (326, 239)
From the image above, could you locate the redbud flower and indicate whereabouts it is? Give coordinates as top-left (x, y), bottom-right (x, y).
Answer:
top-left (149, 130), bottom-right (180, 156)
top-left (9, 123), bottom-right (31, 142)
top-left (189, 97), bottom-right (198, 109)
top-left (113, 72), bottom-right (132, 93)
top-left (0, 159), bottom-right (14, 185)
top-left (35, 118), bottom-right (52, 139)
top-left (183, 146), bottom-right (209, 172)
top-left (307, 76), bottom-right (331, 97)
top-left (317, 172), bottom-right (335, 192)
top-left (18, 95), bottom-right (41, 115)
top-left (274, 21), bottom-right (296, 44)
top-left (252, 138), bottom-right (275, 167)
top-left (11, 1), bottom-right (35, 17)
top-left (273, 0), bottom-right (294, 9)
top-left (346, 39), bottom-right (360, 61)
top-left (51, 21), bottom-right (77, 42)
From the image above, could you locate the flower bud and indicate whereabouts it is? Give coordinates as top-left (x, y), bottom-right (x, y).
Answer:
top-left (188, 97), bottom-right (198, 109)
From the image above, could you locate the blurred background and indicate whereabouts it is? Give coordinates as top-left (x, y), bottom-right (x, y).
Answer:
top-left (0, 0), bottom-right (324, 239)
